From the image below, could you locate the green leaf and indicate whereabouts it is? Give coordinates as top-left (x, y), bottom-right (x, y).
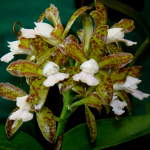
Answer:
top-left (7, 60), bottom-right (42, 77)
top-left (89, 25), bottom-right (107, 61)
top-left (62, 6), bottom-right (91, 38)
top-left (98, 52), bottom-right (133, 69)
top-left (0, 83), bottom-right (27, 101)
top-left (28, 77), bottom-right (49, 111)
top-left (5, 108), bottom-right (23, 138)
top-left (57, 39), bottom-right (87, 63)
top-left (95, 70), bottom-right (113, 104)
top-left (0, 125), bottom-right (44, 150)
top-left (85, 104), bottom-right (97, 142)
top-left (29, 36), bottom-right (49, 60)
top-left (81, 13), bottom-right (93, 53)
top-left (111, 19), bottom-right (135, 33)
top-left (61, 114), bottom-right (150, 150)
top-left (36, 106), bottom-right (56, 143)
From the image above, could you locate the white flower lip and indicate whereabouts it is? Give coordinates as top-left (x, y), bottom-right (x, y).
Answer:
top-left (9, 95), bottom-right (33, 122)
top-left (113, 76), bottom-right (150, 100)
top-left (1, 40), bottom-right (33, 63)
top-left (73, 59), bottom-right (99, 86)
top-left (106, 28), bottom-right (137, 46)
top-left (43, 61), bottom-right (69, 87)
top-left (110, 93), bottom-right (127, 115)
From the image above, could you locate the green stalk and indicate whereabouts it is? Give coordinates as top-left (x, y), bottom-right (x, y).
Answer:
top-left (68, 99), bottom-right (84, 110)
top-left (129, 37), bottom-right (150, 67)
top-left (55, 90), bottom-right (74, 142)
top-left (55, 57), bottom-right (74, 142)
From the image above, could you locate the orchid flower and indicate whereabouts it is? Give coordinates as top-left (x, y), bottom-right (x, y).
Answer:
top-left (106, 28), bottom-right (137, 46)
top-left (113, 76), bottom-right (150, 100)
top-left (110, 93), bottom-right (127, 115)
top-left (0, 40), bottom-right (34, 63)
top-left (73, 59), bottom-right (99, 86)
top-left (9, 95), bottom-right (33, 122)
top-left (43, 61), bottom-right (69, 87)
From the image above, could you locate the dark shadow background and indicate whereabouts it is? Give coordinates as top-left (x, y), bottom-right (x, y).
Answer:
top-left (0, 0), bottom-right (150, 149)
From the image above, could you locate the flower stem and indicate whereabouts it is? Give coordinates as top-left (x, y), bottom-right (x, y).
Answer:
top-left (68, 99), bottom-right (84, 110)
top-left (54, 89), bottom-right (74, 143)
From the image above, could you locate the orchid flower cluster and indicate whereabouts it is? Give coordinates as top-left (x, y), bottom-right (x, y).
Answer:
top-left (0, 0), bottom-right (149, 144)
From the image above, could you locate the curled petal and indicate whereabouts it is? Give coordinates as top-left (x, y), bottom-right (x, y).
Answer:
top-left (34, 22), bottom-right (54, 38)
top-left (119, 39), bottom-right (137, 46)
top-left (0, 52), bottom-right (15, 63)
top-left (113, 76), bottom-right (141, 91)
top-left (73, 71), bottom-right (99, 86)
top-left (131, 89), bottom-right (150, 100)
top-left (21, 28), bottom-right (37, 38)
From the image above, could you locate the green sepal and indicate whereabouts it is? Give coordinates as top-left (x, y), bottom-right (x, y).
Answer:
top-left (85, 104), bottom-right (97, 142)
top-left (95, 0), bottom-right (107, 25)
top-left (111, 19), bottom-right (135, 33)
top-left (57, 39), bottom-right (87, 63)
top-left (53, 50), bottom-right (68, 66)
top-left (62, 6), bottom-right (91, 38)
top-left (37, 11), bottom-right (46, 23)
top-left (81, 13), bottom-right (93, 53)
top-left (6, 60), bottom-right (42, 77)
top-left (36, 46), bottom-right (58, 68)
top-left (90, 10), bottom-right (102, 27)
top-left (95, 70), bottom-right (113, 104)
top-left (36, 106), bottom-right (56, 143)
top-left (0, 83), bottom-right (27, 101)
top-left (18, 37), bottom-right (31, 50)
top-left (117, 90), bottom-right (132, 114)
top-left (98, 52), bottom-right (133, 69)
top-left (111, 68), bottom-right (129, 84)
top-left (128, 66), bottom-right (142, 78)
top-left (29, 36), bottom-right (49, 60)
top-left (106, 43), bottom-right (123, 54)
top-left (84, 93), bottom-right (102, 112)
top-left (89, 25), bottom-right (108, 61)
top-left (5, 108), bottom-right (23, 138)
top-left (28, 76), bottom-right (49, 111)
top-left (59, 66), bottom-right (81, 93)
top-left (72, 82), bottom-right (86, 95)
top-left (46, 4), bottom-right (61, 27)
